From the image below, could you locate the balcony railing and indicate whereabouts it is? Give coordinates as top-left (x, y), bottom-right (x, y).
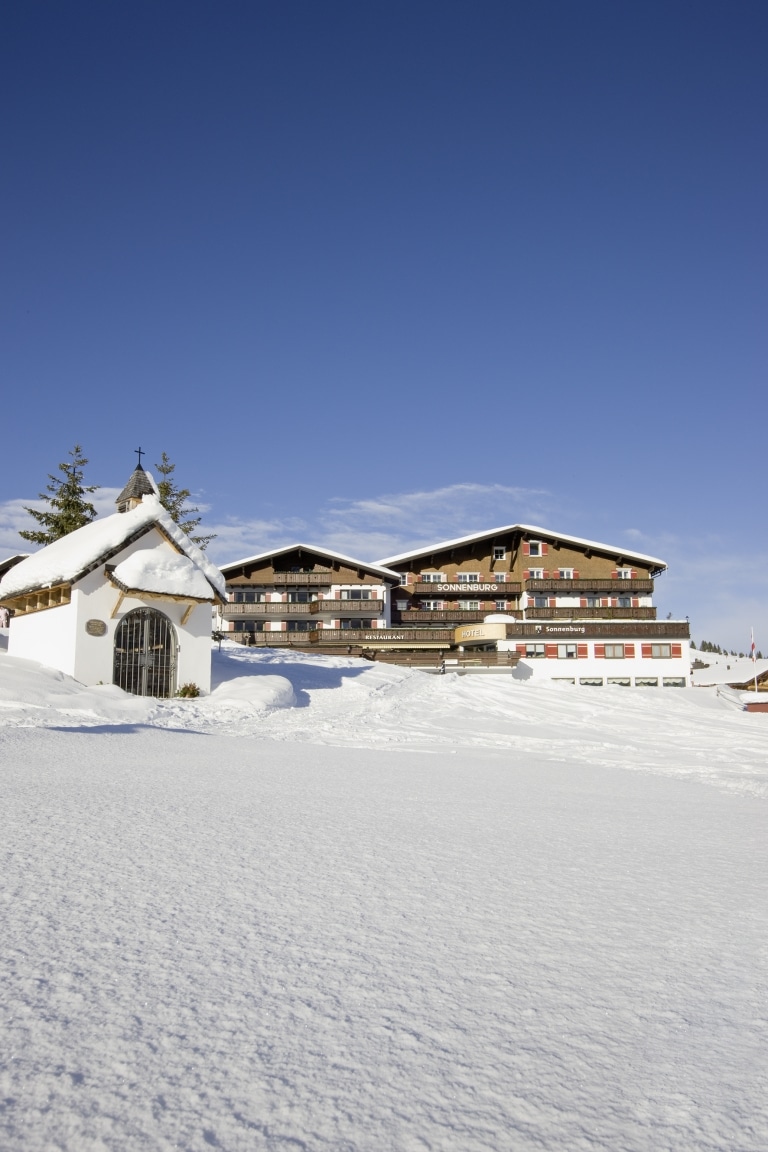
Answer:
top-left (316, 629), bottom-right (455, 643)
top-left (272, 571), bottom-right (333, 585)
top-left (310, 599), bottom-right (384, 615)
top-left (395, 610), bottom-right (488, 623)
top-left (412, 580), bottom-right (521, 595)
top-left (525, 607), bottom-right (657, 620)
top-left (223, 602), bottom-right (316, 617)
top-left (525, 579), bottom-right (654, 593)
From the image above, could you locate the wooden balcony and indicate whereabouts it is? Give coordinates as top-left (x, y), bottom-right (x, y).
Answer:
top-left (525, 607), bottom-right (657, 620)
top-left (315, 628), bottom-right (455, 644)
top-left (272, 571), bottom-right (333, 585)
top-left (310, 599), bottom-right (384, 615)
top-left (525, 578), bottom-right (654, 593)
top-left (223, 602), bottom-right (316, 617)
top-left (395, 610), bottom-right (488, 623)
top-left (412, 581), bottom-right (521, 595)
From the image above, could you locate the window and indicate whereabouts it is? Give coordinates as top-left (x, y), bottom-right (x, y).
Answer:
top-left (495, 600), bottom-right (508, 610)
top-left (617, 596), bottom-right (631, 608)
top-left (651, 644), bottom-right (672, 659)
top-left (585, 595), bottom-right (600, 608)
top-left (529, 541), bottom-right (542, 557)
top-left (528, 568), bottom-right (544, 580)
top-left (533, 595), bottom-right (547, 608)
top-left (605, 644), bottom-right (625, 659)
top-left (232, 589), bottom-right (266, 603)
top-left (288, 590), bottom-right (315, 603)
top-left (234, 621), bottom-right (264, 632)
top-left (579, 678), bottom-right (604, 687)
top-left (456, 573), bottom-right (480, 583)
top-left (525, 643), bottom-right (546, 658)
top-left (287, 620), bottom-right (316, 632)
top-left (495, 572), bottom-right (507, 582)
top-left (617, 568), bottom-right (632, 579)
top-left (341, 589), bottom-right (371, 600)
top-left (420, 573), bottom-right (445, 583)
top-left (635, 677), bottom-right (659, 687)
top-left (459, 600), bottom-right (480, 611)
top-left (558, 643), bottom-right (577, 659)
top-left (493, 546), bottom-right (506, 561)
top-left (558, 568), bottom-right (574, 579)
top-left (398, 573), bottom-right (409, 586)
top-left (422, 600), bottom-right (444, 610)
top-left (663, 677), bottom-right (686, 687)
top-left (607, 677), bottom-right (631, 687)
top-left (340, 618), bottom-right (373, 630)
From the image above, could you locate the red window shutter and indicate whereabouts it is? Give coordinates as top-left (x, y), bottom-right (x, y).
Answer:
top-left (523, 542), bottom-right (530, 555)
top-left (672, 643), bottom-right (682, 658)
top-left (611, 598), bottom-right (617, 607)
top-left (542, 542), bottom-right (548, 555)
top-left (580, 598), bottom-right (587, 607)
top-left (577, 644), bottom-right (588, 658)
top-left (641, 643), bottom-right (652, 658)
top-left (632, 598), bottom-right (639, 608)
top-left (552, 570), bottom-right (560, 578)
top-left (625, 643), bottom-right (635, 658)
top-left (573, 570), bottom-right (579, 579)
top-left (602, 598), bottom-right (609, 608)
top-left (517, 644), bottom-right (527, 654)
top-left (523, 570), bottom-right (530, 580)
top-left (543, 570), bottom-right (549, 579)
top-left (631, 569), bottom-right (637, 578)
top-left (595, 644), bottom-right (605, 658)
top-left (548, 597), bottom-right (556, 607)
top-left (611, 570), bottom-right (618, 579)
top-left (546, 644), bottom-right (558, 658)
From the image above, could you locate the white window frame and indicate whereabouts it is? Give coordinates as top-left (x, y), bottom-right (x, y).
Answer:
top-left (456, 572), bottom-right (480, 583)
top-left (528, 568), bottom-right (544, 580)
top-left (557, 643), bottom-right (577, 659)
top-left (420, 572), bottom-right (445, 583)
top-left (525, 643), bottom-right (546, 658)
top-left (558, 568), bottom-right (574, 579)
top-left (528, 541), bottom-right (542, 557)
top-left (495, 600), bottom-right (508, 610)
top-left (493, 546), bottom-right (506, 561)
top-left (422, 600), bottom-right (445, 611)
top-left (617, 568), bottom-right (632, 579)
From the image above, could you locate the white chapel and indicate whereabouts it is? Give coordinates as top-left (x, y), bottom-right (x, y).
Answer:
top-left (0, 464), bottom-right (225, 696)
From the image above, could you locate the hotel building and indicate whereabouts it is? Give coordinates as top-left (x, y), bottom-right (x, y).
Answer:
top-left (218, 525), bottom-right (690, 685)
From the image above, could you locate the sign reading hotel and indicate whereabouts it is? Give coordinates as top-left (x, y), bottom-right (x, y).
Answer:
top-left (454, 622), bottom-right (508, 645)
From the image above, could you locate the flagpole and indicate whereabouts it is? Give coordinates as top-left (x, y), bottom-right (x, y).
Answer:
top-left (751, 626), bottom-right (758, 693)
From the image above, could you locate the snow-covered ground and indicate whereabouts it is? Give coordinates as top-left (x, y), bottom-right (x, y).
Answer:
top-left (1, 641), bottom-right (766, 1151)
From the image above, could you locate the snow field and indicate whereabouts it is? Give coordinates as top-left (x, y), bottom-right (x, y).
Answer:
top-left (0, 643), bottom-right (766, 1150)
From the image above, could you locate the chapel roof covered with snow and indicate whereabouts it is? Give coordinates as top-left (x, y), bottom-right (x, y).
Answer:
top-left (0, 496), bottom-right (226, 603)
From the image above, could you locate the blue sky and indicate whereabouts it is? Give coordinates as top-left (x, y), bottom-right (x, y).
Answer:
top-left (2, 1), bottom-right (766, 649)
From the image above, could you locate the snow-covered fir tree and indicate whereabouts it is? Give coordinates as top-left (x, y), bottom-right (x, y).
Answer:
top-left (20, 445), bottom-right (98, 544)
top-left (154, 452), bottom-right (214, 550)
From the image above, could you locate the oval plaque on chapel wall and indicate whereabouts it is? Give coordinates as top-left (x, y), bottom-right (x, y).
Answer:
top-left (85, 619), bottom-right (108, 637)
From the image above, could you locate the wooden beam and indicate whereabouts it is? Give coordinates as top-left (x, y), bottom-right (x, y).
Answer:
top-left (111, 592), bottom-right (125, 618)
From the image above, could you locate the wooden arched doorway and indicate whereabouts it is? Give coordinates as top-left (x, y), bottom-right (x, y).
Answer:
top-left (113, 607), bottom-right (177, 698)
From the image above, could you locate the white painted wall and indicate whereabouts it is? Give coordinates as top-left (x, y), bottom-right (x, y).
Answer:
top-left (496, 637), bottom-right (691, 686)
top-left (7, 598), bottom-right (78, 676)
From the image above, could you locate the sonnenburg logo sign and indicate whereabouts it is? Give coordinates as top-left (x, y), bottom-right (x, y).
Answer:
top-left (434, 583), bottom-right (501, 593)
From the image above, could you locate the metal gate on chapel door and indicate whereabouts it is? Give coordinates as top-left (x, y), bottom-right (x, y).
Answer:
top-left (113, 607), bottom-right (177, 697)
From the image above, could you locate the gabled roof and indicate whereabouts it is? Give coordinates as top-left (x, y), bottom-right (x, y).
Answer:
top-left (0, 554), bottom-right (29, 580)
top-left (115, 465), bottom-right (157, 507)
top-left (378, 523), bottom-right (667, 573)
top-left (219, 542), bottom-right (402, 583)
top-left (0, 496), bottom-right (226, 602)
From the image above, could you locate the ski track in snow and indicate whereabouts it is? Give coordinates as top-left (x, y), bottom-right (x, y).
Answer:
top-left (0, 642), bottom-right (766, 1151)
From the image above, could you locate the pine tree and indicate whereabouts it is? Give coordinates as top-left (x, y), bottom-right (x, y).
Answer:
top-left (154, 452), bottom-right (214, 550)
top-left (20, 445), bottom-right (99, 545)
top-left (691, 640), bottom-right (697, 649)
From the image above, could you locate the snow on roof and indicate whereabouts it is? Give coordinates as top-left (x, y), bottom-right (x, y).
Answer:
top-left (219, 542), bottom-right (401, 582)
top-left (0, 496), bottom-right (226, 601)
top-left (112, 548), bottom-right (215, 601)
top-left (692, 656), bottom-right (768, 687)
top-left (378, 524), bottom-right (667, 570)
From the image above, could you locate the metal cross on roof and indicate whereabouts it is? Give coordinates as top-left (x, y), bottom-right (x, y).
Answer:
top-left (134, 447), bottom-right (145, 468)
